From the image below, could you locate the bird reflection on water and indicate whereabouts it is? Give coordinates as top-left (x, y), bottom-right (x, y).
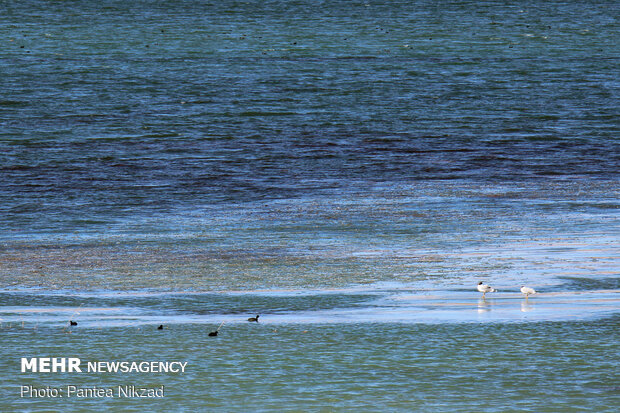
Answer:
top-left (521, 300), bottom-right (535, 313)
top-left (477, 298), bottom-right (492, 314)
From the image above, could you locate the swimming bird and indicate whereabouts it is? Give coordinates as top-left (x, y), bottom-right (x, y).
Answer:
top-left (70, 321), bottom-right (77, 326)
top-left (520, 286), bottom-right (537, 298)
top-left (209, 321), bottom-right (225, 337)
top-left (477, 281), bottom-right (496, 298)
top-left (247, 315), bottom-right (260, 322)
top-left (157, 324), bottom-right (163, 330)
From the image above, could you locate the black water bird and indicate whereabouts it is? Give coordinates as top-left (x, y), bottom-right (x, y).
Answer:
top-left (247, 315), bottom-right (259, 322)
top-left (70, 321), bottom-right (77, 326)
top-left (157, 324), bottom-right (163, 330)
top-left (209, 321), bottom-right (224, 336)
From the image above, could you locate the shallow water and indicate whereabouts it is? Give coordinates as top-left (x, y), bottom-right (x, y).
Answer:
top-left (3, 317), bottom-right (619, 412)
top-left (1, 0), bottom-right (619, 411)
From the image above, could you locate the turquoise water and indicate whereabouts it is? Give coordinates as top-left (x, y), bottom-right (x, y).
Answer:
top-left (2, 317), bottom-right (619, 412)
top-left (1, 0), bottom-right (619, 411)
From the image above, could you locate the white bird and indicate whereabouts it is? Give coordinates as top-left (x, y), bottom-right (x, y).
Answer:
top-left (477, 281), bottom-right (496, 298)
top-left (520, 286), bottom-right (536, 298)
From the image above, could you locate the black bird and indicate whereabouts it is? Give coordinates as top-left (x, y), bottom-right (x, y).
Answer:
top-left (70, 321), bottom-right (77, 326)
top-left (247, 315), bottom-right (259, 322)
top-left (157, 324), bottom-right (163, 330)
top-left (209, 321), bottom-right (224, 337)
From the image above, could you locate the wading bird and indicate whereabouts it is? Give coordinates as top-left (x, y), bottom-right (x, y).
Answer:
top-left (520, 286), bottom-right (537, 299)
top-left (477, 281), bottom-right (497, 298)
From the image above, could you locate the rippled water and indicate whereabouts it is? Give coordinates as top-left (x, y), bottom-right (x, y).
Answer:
top-left (1, 0), bottom-right (619, 411)
top-left (2, 318), bottom-right (618, 412)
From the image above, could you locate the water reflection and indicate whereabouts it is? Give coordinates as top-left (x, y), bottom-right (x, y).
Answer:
top-left (477, 298), bottom-right (492, 313)
top-left (521, 300), bottom-right (535, 313)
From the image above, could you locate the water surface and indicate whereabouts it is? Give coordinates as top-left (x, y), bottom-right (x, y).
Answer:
top-left (1, 0), bottom-right (618, 411)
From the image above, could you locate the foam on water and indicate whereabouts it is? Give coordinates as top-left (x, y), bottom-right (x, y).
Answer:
top-left (2, 286), bottom-right (617, 328)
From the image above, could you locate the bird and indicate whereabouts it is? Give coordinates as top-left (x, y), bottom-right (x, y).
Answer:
top-left (520, 286), bottom-right (537, 298)
top-left (209, 321), bottom-right (225, 337)
top-left (477, 281), bottom-right (497, 298)
top-left (157, 324), bottom-right (163, 330)
top-left (69, 321), bottom-right (77, 326)
top-left (247, 315), bottom-right (260, 322)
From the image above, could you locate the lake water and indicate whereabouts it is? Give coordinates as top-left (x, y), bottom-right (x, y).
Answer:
top-left (1, 1), bottom-right (619, 411)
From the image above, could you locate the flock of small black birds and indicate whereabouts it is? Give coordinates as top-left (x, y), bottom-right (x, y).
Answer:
top-left (70, 315), bottom-right (261, 334)
top-left (157, 315), bottom-right (260, 337)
